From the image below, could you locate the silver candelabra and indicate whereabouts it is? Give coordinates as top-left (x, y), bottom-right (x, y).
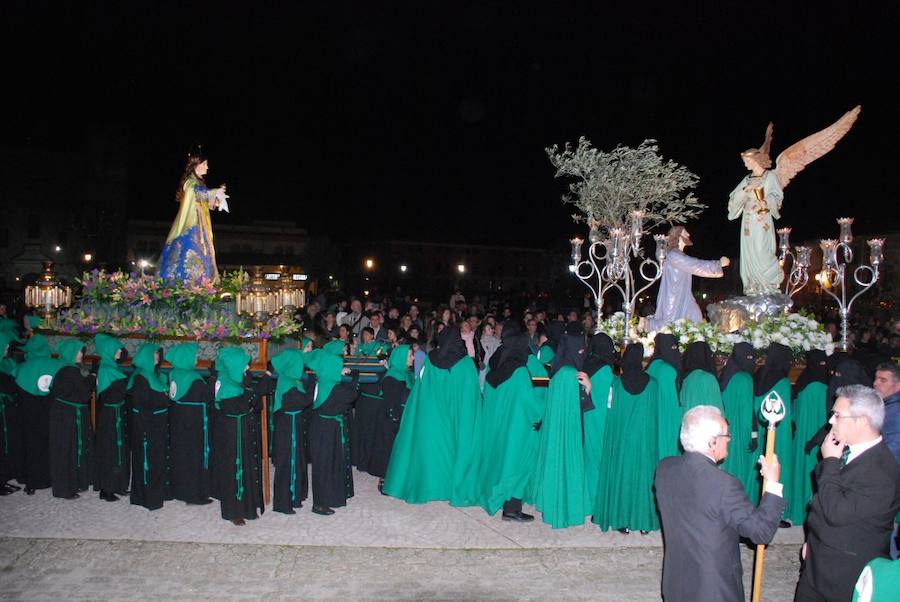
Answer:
top-left (570, 210), bottom-right (665, 345)
top-left (818, 217), bottom-right (884, 352)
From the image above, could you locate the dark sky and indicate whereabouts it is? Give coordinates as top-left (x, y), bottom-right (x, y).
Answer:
top-left (4, 2), bottom-right (898, 256)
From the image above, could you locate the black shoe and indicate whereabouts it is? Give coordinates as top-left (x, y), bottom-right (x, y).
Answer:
top-left (377, 479), bottom-right (384, 494)
top-left (312, 505), bottom-right (335, 516)
top-left (4, 482), bottom-right (21, 492)
top-left (640, 530), bottom-right (650, 535)
top-left (231, 518), bottom-right (246, 526)
top-left (502, 511), bottom-right (535, 523)
top-left (62, 493), bottom-right (80, 500)
top-left (0, 484), bottom-right (16, 496)
top-left (779, 520), bottom-right (792, 529)
top-left (100, 491), bottom-right (119, 502)
top-left (25, 487), bottom-right (35, 495)
top-left (187, 498), bottom-right (213, 506)
top-left (617, 528), bottom-right (631, 534)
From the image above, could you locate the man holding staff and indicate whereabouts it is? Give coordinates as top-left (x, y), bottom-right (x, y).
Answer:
top-left (655, 406), bottom-right (785, 602)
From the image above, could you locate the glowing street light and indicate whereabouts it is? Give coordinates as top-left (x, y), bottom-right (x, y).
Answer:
top-left (457, 264), bottom-right (466, 274)
top-left (365, 258), bottom-right (375, 270)
top-left (54, 245), bottom-right (62, 253)
top-left (82, 253), bottom-right (93, 263)
top-left (400, 264), bottom-right (408, 273)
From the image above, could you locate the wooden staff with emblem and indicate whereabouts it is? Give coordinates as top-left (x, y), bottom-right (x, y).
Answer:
top-left (751, 389), bottom-right (786, 602)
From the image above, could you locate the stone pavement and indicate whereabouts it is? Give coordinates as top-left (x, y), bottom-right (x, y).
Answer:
top-left (0, 471), bottom-right (804, 599)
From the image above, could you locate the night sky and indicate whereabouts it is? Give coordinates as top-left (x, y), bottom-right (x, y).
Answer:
top-left (4, 2), bottom-right (898, 257)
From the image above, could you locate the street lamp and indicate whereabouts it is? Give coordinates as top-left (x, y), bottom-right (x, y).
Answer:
top-left (457, 264), bottom-right (466, 274)
top-left (82, 253), bottom-right (93, 263)
top-left (400, 264), bottom-right (408, 273)
top-left (365, 258), bottom-right (375, 270)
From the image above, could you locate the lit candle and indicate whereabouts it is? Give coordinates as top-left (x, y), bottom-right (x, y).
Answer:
top-left (654, 234), bottom-right (667, 263)
top-left (570, 237), bottom-right (583, 264)
top-left (837, 217), bottom-right (853, 244)
top-left (777, 227), bottom-right (792, 252)
top-left (630, 210), bottom-right (644, 241)
top-left (610, 228), bottom-right (624, 258)
top-left (820, 239), bottom-right (838, 269)
top-left (867, 238), bottom-right (884, 266)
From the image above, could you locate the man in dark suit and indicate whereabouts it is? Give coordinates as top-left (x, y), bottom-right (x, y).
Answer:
top-left (795, 385), bottom-right (900, 601)
top-left (655, 405), bottom-right (785, 602)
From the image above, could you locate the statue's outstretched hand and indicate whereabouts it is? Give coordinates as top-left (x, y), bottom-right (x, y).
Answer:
top-left (720, 257), bottom-right (731, 267)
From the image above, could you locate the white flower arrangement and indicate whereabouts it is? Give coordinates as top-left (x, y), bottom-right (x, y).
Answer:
top-left (596, 310), bottom-right (833, 358)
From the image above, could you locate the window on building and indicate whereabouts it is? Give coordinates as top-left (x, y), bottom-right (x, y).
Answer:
top-left (27, 215), bottom-right (40, 239)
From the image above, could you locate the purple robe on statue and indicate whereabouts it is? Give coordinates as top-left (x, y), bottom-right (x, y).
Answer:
top-left (646, 249), bottom-right (723, 331)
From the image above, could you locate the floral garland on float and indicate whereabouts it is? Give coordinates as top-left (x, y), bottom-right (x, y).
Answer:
top-left (51, 269), bottom-right (301, 342)
top-left (597, 310), bottom-right (834, 361)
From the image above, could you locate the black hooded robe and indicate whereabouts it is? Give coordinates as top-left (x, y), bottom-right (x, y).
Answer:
top-left (272, 387), bottom-right (313, 513)
top-left (171, 379), bottom-right (215, 504)
top-left (94, 378), bottom-right (131, 494)
top-left (48, 366), bottom-right (95, 498)
top-left (309, 375), bottom-right (360, 509)
top-left (129, 375), bottom-right (172, 511)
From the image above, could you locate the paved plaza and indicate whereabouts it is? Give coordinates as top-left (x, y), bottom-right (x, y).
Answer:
top-left (0, 471), bottom-right (804, 600)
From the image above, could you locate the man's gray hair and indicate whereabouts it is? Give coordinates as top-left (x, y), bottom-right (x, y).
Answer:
top-left (875, 362), bottom-right (900, 382)
top-left (837, 384), bottom-right (885, 432)
top-left (680, 405), bottom-right (724, 453)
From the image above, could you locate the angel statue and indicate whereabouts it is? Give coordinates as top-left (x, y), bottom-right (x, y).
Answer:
top-left (727, 105), bottom-right (861, 296)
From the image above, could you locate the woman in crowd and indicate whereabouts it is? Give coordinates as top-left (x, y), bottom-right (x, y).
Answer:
top-left (93, 334), bottom-right (130, 502)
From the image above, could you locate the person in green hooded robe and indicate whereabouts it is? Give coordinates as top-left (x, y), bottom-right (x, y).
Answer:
top-left (679, 340), bottom-right (724, 412)
top-left (307, 348), bottom-right (359, 515)
top-left (93, 334), bottom-right (130, 501)
top-left (211, 347), bottom-right (273, 525)
top-left (14, 334), bottom-right (59, 494)
top-left (383, 326), bottom-right (481, 507)
top-left (594, 342), bottom-right (660, 533)
top-left (475, 332), bottom-right (542, 521)
top-left (128, 343), bottom-right (170, 510)
top-left (48, 339), bottom-right (94, 499)
top-left (0, 331), bottom-right (23, 494)
top-left (166, 342), bottom-right (214, 505)
top-left (352, 326), bottom-right (388, 472)
top-left (582, 333), bottom-right (617, 512)
top-left (531, 327), bottom-right (595, 529)
top-left (646, 333), bottom-right (682, 460)
top-left (370, 344), bottom-right (413, 489)
top-left (754, 342), bottom-right (794, 526)
top-left (719, 342), bottom-right (759, 500)
top-left (786, 349), bottom-right (829, 525)
top-left (270, 348), bottom-right (313, 514)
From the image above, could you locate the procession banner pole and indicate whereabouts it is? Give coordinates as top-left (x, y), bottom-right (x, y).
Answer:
top-left (751, 390), bottom-right (785, 602)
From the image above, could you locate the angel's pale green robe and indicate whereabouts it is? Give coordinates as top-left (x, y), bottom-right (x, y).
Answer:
top-left (728, 170), bottom-right (784, 296)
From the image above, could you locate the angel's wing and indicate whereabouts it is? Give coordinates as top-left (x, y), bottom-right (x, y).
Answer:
top-left (774, 105), bottom-right (861, 189)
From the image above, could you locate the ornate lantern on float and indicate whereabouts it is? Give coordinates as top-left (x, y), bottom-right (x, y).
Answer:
top-left (277, 272), bottom-right (305, 317)
top-left (24, 261), bottom-right (72, 320)
top-left (235, 267), bottom-right (279, 329)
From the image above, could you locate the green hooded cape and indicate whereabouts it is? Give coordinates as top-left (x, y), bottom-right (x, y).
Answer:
top-left (165, 342), bottom-right (203, 401)
top-left (128, 343), bottom-right (166, 392)
top-left (22, 334), bottom-right (51, 361)
top-left (14, 336), bottom-right (62, 396)
top-left (530, 365), bottom-right (590, 528)
top-left (214, 347), bottom-right (250, 404)
top-left (756, 377), bottom-right (793, 517)
top-left (0, 318), bottom-right (23, 343)
top-left (270, 348), bottom-right (306, 414)
top-left (646, 359), bottom-right (682, 460)
top-left (356, 340), bottom-right (387, 357)
top-left (385, 345), bottom-right (413, 388)
top-left (0, 332), bottom-right (18, 375)
top-left (475, 365), bottom-right (542, 515)
top-left (721, 371), bottom-right (758, 500)
top-left (680, 369), bottom-right (724, 412)
top-left (306, 349), bottom-right (344, 409)
top-left (583, 364), bottom-right (614, 511)
top-left (94, 334), bottom-right (127, 394)
top-left (55, 339), bottom-right (84, 366)
top-left (322, 340), bottom-right (346, 356)
top-left (787, 380), bottom-right (826, 524)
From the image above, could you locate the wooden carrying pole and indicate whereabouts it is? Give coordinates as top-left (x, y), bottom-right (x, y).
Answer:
top-left (751, 391), bottom-right (785, 602)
